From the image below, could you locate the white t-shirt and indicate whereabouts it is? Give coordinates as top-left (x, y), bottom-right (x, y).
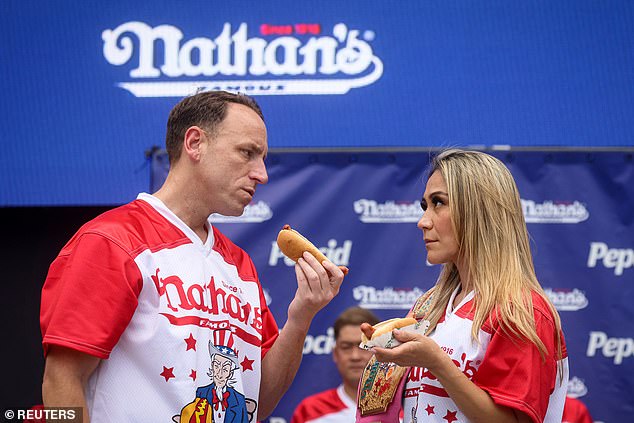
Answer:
top-left (41, 194), bottom-right (279, 422)
top-left (403, 287), bottom-right (568, 423)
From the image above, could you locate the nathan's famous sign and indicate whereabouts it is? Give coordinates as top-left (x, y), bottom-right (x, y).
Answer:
top-left (102, 21), bottom-right (383, 97)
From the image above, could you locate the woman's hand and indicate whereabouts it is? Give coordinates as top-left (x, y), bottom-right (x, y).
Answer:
top-left (370, 328), bottom-right (447, 371)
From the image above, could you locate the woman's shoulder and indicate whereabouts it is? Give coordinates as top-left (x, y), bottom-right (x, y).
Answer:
top-left (529, 290), bottom-right (557, 323)
top-left (486, 290), bottom-right (557, 330)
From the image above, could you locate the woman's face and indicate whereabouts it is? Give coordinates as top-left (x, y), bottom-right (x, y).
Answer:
top-left (417, 170), bottom-right (460, 265)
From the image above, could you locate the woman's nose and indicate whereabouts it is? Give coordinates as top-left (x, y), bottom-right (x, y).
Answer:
top-left (417, 214), bottom-right (431, 230)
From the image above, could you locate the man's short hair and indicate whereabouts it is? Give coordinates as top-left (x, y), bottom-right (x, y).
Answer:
top-left (333, 306), bottom-right (380, 339)
top-left (165, 90), bottom-right (264, 164)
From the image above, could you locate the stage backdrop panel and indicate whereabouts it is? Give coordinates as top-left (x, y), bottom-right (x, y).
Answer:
top-left (3, 0), bottom-right (634, 205)
top-left (150, 149), bottom-right (633, 423)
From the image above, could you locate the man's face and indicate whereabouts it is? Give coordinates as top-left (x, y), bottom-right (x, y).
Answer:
top-left (333, 325), bottom-right (374, 388)
top-left (198, 103), bottom-right (268, 216)
top-left (212, 354), bottom-right (234, 388)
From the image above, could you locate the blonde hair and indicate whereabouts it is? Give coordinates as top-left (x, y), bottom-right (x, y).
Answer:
top-left (424, 149), bottom-right (563, 362)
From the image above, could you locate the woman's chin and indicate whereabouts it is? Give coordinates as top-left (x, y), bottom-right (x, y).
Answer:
top-left (426, 255), bottom-right (447, 265)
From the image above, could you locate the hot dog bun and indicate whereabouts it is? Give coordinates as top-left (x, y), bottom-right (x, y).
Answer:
top-left (361, 317), bottom-right (417, 343)
top-left (276, 225), bottom-right (349, 275)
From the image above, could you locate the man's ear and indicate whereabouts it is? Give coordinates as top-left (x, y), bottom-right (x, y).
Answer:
top-left (182, 126), bottom-right (206, 161)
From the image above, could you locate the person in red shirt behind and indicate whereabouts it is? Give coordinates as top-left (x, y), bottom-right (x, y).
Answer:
top-left (562, 396), bottom-right (593, 423)
top-left (291, 307), bottom-right (379, 423)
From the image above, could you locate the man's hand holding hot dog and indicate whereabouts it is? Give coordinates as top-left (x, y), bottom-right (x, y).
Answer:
top-left (258, 227), bottom-right (346, 419)
top-left (290, 250), bottom-right (345, 322)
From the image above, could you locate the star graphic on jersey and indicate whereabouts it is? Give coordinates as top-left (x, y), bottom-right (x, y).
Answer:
top-left (189, 369), bottom-right (197, 381)
top-left (184, 333), bottom-right (197, 351)
top-left (443, 409), bottom-right (458, 423)
top-left (425, 404), bottom-right (435, 415)
top-left (241, 356), bottom-right (254, 372)
top-left (160, 366), bottom-right (175, 382)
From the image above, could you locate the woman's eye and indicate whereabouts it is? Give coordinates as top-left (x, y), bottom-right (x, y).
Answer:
top-left (420, 200), bottom-right (427, 211)
top-left (432, 197), bottom-right (444, 207)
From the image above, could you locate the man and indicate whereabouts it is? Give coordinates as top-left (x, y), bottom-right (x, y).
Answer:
top-left (40, 91), bottom-right (345, 423)
top-left (291, 307), bottom-right (379, 423)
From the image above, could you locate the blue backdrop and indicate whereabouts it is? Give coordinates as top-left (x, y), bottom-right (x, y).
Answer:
top-left (2, 2), bottom-right (633, 422)
top-left (2, 0), bottom-right (634, 205)
top-left (151, 149), bottom-right (633, 423)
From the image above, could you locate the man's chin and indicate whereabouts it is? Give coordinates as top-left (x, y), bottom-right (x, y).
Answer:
top-left (217, 204), bottom-right (247, 217)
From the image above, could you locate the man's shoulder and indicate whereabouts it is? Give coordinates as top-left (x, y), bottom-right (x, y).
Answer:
top-left (294, 387), bottom-right (348, 418)
top-left (65, 199), bottom-right (190, 257)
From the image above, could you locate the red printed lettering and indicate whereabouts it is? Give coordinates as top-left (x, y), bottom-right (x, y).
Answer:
top-left (260, 24), bottom-right (293, 35)
top-left (151, 269), bottom-right (262, 334)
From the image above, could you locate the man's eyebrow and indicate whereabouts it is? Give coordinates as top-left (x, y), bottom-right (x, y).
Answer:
top-left (241, 140), bottom-right (266, 155)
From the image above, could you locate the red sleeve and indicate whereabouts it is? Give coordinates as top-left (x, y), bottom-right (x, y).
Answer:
top-left (562, 397), bottom-right (593, 423)
top-left (472, 300), bottom-right (559, 423)
top-left (290, 390), bottom-right (341, 423)
top-left (40, 232), bottom-right (143, 359)
top-left (290, 401), bottom-right (308, 423)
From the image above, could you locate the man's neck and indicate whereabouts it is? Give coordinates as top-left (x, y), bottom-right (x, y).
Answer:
top-left (153, 177), bottom-right (209, 242)
top-left (343, 382), bottom-right (358, 401)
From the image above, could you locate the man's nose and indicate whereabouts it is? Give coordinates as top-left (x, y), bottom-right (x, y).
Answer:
top-left (251, 159), bottom-right (269, 184)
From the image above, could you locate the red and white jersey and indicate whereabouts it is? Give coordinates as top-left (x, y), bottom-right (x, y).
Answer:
top-left (562, 396), bottom-right (593, 423)
top-left (403, 287), bottom-right (568, 423)
top-left (291, 385), bottom-right (356, 423)
top-left (41, 193), bottom-right (279, 423)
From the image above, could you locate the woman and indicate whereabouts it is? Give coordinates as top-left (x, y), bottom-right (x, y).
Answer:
top-left (363, 149), bottom-right (568, 423)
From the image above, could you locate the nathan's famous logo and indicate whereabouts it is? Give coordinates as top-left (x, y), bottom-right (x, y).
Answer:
top-left (151, 268), bottom-right (264, 343)
top-left (102, 21), bottom-right (383, 97)
top-left (521, 199), bottom-right (589, 223)
top-left (354, 199), bottom-right (422, 223)
top-left (543, 288), bottom-right (588, 311)
top-left (210, 201), bottom-right (272, 223)
top-left (353, 285), bottom-right (425, 309)
top-left (567, 376), bottom-right (588, 398)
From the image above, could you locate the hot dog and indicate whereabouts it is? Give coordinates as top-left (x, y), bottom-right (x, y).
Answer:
top-left (360, 317), bottom-right (417, 343)
top-left (276, 225), bottom-right (349, 275)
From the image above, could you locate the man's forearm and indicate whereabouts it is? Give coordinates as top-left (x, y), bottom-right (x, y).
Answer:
top-left (43, 375), bottom-right (90, 422)
top-left (42, 346), bottom-right (100, 423)
top-left (257, 318), bottom-right (311, 420)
